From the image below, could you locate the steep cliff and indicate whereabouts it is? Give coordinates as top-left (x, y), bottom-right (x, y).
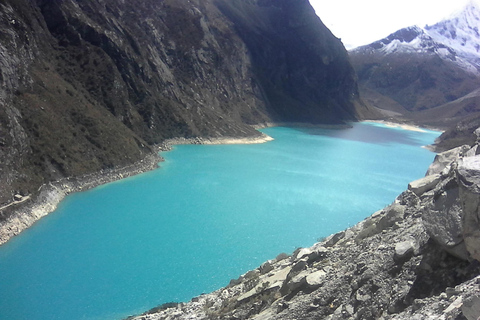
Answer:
top-left (0, 0), bottom-right (365, 214)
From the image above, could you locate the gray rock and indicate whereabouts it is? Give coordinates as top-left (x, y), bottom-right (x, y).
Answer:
top-left (465, 145), bottom-right (479, 157)
top-left (458, 155), bottom-right (480, 262)
top-left (378, 204), bottom-right (405, 230)
top-left (295, 248), bottom-right (313, 261)
top-left (324, 230), bottom-right (345, 247)
top-left (237, 266), bottom-right (292, 302)
top-left (422, 175), bottom-right (469, 260)
top-left (260, 261), bottom-right (274, 275)
top-left (474, 127), bottom-right (480, 139)
top-left (355, 204), bottom-right (405, 242)
top-left (426, 145), bottom-right (470, 176)
top-left (282, 270), bottom-right (310, 294)
top-left (394, 240), bottom-right (415, 262)
top-left (443, 296), bottom-right (463, 314)
top-left (355, 288), bottom-right (371, 302)
top-left (408, 174), bottom-right (442, 196)
top-left (305, 270), bottom-right (327, 287)
top-left (462, 295), bottom-right (480, 320)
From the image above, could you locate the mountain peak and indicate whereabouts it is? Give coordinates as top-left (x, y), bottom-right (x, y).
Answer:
top-left (425, 0), bottom-right (480, 60)
top-left (355, 25), bottom-right (456, 58)
top-left (365, 26), bottom-right (424, 50)
top-left (351, 1), bottom-right (480, 73)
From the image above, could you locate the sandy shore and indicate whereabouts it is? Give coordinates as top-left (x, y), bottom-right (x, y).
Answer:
top-left (162, 133), bottom-right (274, 149)
top-left (365, 120), bottom-right (444, 133)
top-left (253, 121), bottom-right (353, 130)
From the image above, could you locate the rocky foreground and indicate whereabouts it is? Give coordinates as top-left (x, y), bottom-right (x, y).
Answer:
top-left (128, 132), bottom-right (480, 319)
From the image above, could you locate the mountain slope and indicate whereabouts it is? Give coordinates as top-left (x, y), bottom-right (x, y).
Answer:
top-left (349, 2), bottom-right (480, 128)
top-left (0, 0), bottom-right (366, 212)
top-left (426, 0), bottom-right (480, 68)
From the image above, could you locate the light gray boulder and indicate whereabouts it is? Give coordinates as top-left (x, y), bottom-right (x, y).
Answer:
top-left (465, 145), bottom-right (479, 157)
top-left (457, 155), bottom-right (480, 262)
top-left (462, 295), bottom-right (480, 320)
top-left (426, 145), bottom-right (470, 176)
top-left (474, 127), bottom-right (480, 140)
top-left (422, 175), bottom-right (469, 260)
top-left (378, 204), bottom-right (405, 229)
top-left (305, 270), bottom-right (327, 287)
top-left (394, 240), bottom-right (415, 262)
top-left (408, 174), bottom-right (442, 196)
top-left (356, 204), bottom-right (406, 242)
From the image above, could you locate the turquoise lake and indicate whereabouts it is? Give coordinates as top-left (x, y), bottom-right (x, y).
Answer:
top-left (0, 122), bottom-right (440, 320)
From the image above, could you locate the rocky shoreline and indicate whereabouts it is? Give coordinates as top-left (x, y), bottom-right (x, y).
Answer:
top-left (127, 131), bottom-right (480, 320)
top-left (0, 152), bottom-right (162, 246)
top-left (0, 132), bottom-right (276, 246)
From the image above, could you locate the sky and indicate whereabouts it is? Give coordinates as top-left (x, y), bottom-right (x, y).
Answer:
top-left (309, 0), bottom-right (474, 49)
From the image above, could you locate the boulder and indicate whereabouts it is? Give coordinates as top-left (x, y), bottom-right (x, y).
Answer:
top-left (474, 127), bottom-right (480, 139)
top-left (259, 261), bottom-right (274, 275)
top-left (457, 155), bottom-right (480, 262)
top-left (237, 266), bottom-right (292, 302)
top-left (426, 145), bottom-right (470, 176)
top-left (462, 295), bottom-right (480, 320)
top-left (465, 145), bottom-right (479, 157)
top-left (305, 270), bottom-right (327, 287)
top-left (377, 204), bottom-right (405, 230)
top-left (295, 248), bottom-right (313, 261)
top-left (356, 204), bottom-right (405, 242)
top-left (281, 269), bottom-right (327, 294)
top-left (408, 174), bottom-right (442, 196)
top-left (422, 176), bottom-right (469, 260)
top-left (394, 240), bottom-right (415, 263)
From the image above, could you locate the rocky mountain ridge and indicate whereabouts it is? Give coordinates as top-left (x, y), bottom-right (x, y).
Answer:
top-left (0, 0), bottom-right (371, 223)
top-left (349, 1), bottom-right (480, 129)
top-left (426, 0), bottom-right (480, 68)
top-left (128, 128), bottom-right (480, 320)
top-left (361, 26), bottom-right (479, 73)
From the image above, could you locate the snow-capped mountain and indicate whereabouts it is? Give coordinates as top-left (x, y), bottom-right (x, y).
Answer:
top-left (351, 0), bottom-right (480, 73)
top-left (348, 1), bottom-right (480, 128)
top-left (425, 0), bottom-right (480, 65)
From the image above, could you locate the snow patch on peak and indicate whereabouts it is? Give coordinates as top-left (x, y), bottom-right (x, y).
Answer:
top-left (351, 1), bottom-right (480, 74)
top-left (425, 0), bottom-right (480, 59)
top-left (360, 25), bottom-right (453, 57)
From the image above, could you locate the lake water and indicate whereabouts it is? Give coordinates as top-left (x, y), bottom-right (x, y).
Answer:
top-left (0, 122), bottom-right (440, 320)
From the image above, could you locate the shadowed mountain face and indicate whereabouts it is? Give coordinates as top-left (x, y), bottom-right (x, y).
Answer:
top-left (0, 0), bottom-right (365, 206)
top-left (215, 0), bottom-right (365, 123)
top-left (349, 2), bottom-right (480, 129)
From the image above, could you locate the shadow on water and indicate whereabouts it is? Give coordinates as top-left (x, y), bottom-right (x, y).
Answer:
top-left (289, 122), bottom-right (436, 147)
